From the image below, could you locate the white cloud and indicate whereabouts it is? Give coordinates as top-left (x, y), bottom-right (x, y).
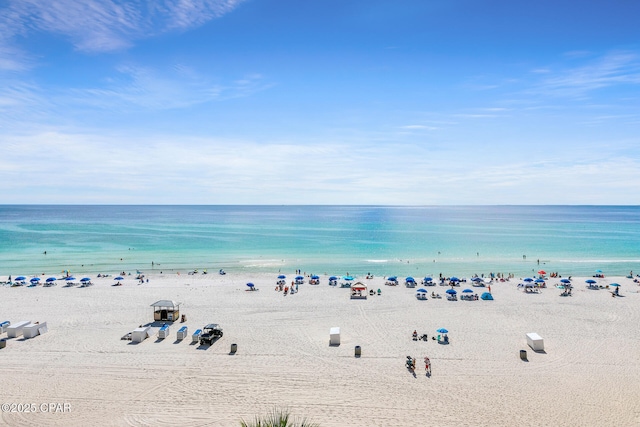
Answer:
top-left (3, 129), bottom-right (639, 204)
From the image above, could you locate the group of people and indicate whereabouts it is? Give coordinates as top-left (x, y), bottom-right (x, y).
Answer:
top-left (275, 281), bottom-right (299, 295)
top-left (405, 355), bottom-right (431, 375)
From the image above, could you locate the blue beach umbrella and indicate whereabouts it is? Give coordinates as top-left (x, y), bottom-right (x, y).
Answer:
top-left (114, 276), bottom-right (124, 281)
top-left (277, 275), bottom-right (286, 279)
top-left (15, 276), bottom-right (26, 281)
top-left (311, 275), bottom-right (319, 279)
top-left (30, 277), bottom-right (41, 283)
top-left (423, 277), bottom-right (432, 282)
top-left (535, 278), bottom-right (545, 283)
top-left (560, 278), bottom-right (571, 284)
top-left (417, 288), bottom-right (428, 293)
top-left (450, 277), bottom-right (459, 282)
top-left (387, 276), bottom-right (397, 281)
top-left (329, 276), bottom-right (338, 280)
top-left (46, 277), bottom-right (57, 282)
top-left (65, 277), bottom-right (76, 281)
top-left (446, 289), bottom-right (457, 295)
top-left (80, 277), bottom-right (91, 282)
top-left (436, 328), bottom-right (448, 334)
top-left (343, 276), bottom-right (354, 281)
top-left (462, 288), bottom-right (473, 293)
top-left (246, 283), bottom-right (255, 288)
top-left (295, 275), bottom-right (304, 280)
top-left (406, 276), bottom-right (415, 282)
top-left (586, 279), bottom-right (596, 284)
top-left (609, 283), bottom-right (620, 287)
top-left (595, 269), bottom-right (603, 273)
top-left (523, 278), bottom-right (534, 282)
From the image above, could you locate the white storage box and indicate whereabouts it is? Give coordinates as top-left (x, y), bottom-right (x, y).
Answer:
top-left (23, 322), bottom-right (47, 338)
top-left (6, 321), bottom-right (30, 338)
top-left (132, 327), bottom-right (151, 343)
top-left (330, 327), bottom-right (340, 346)
top-left (526, 333), bottom-right (544, 351)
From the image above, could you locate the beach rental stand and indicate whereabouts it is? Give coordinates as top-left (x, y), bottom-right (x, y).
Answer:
top-left (22, 322), bottom-right (47, 339)
top-left (330, 327), bottom-right (340, 346)
top-left (151, 300), bottom-right (181, 322)
top-left (132, 326), bottom-right (151, 343)
top-left (192, 329), bottom-right (202, 343)
top-left (6, 321), bottom-right (30, 338)
top-left (526, 333), bottom-right (544, 351)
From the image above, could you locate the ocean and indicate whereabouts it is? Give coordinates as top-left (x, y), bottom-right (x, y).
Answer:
top-left (1, 205), bottom-right (639, 278)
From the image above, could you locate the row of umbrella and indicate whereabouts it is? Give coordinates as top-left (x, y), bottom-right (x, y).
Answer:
top-left (13, 276), bottom-right (125, 283)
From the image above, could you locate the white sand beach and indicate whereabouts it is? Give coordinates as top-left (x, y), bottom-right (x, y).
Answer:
top-left (2, 272), bottom-right (640, 426)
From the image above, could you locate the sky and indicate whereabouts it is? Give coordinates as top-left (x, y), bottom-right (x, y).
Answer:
top-left (1, 0), bottom-right (639, 204)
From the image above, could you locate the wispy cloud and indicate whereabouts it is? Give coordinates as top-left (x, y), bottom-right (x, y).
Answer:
top-left (533, 51), bottom-right (640, 98)
top-left (0, 0), bottom-right (245, 69)
top-left (73, 65), bottom-right (271, 110)
top-left (0, 64), bottom-right (272, 121)
top-left (399, 125), bottom-right (438, 130)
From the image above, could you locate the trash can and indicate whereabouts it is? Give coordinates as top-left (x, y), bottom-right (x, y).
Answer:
top-left (520, 349), bottom-right (527, 360)
top-left (0, 339), bottom-right (6, 349)
top-left (355, 345), bottom-right (361, 357)
top-left (230, 343), bottom-right (237, 354)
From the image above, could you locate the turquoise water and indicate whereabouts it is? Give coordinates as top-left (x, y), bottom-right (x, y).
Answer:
top-left (1, 205), bottom-right (639, 278)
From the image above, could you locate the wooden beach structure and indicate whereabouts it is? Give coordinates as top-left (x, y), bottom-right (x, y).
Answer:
top-left (151, 300), bottom-right (181, 322)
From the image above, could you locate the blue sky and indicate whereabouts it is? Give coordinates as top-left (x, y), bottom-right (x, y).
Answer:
top-left (1, 0), bottom-right (639, 204)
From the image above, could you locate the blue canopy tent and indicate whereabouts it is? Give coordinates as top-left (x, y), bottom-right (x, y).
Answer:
top-left (481, 292), bottom-right (494, 300)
